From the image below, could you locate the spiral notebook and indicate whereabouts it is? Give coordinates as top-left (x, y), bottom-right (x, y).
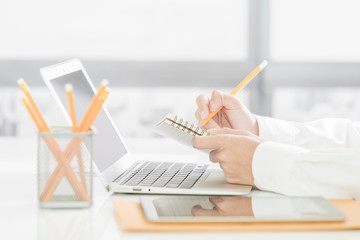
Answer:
top-left (154, 114), bottom-right (210, 151)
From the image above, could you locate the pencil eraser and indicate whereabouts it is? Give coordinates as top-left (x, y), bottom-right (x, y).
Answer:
top-left (101, 79), bottom-right (109, 86)
top-left (259, 60), bottom-right (268, 69)
top-left (17, 78), bottom-right (25, 86)
top-left (65, 83), bottom-right (73, 92)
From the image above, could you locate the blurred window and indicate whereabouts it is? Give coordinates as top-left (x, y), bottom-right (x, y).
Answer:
top-left (270, 0), bottom-right (360, 62)
top-left (272, 88), bottom-right (360, 122)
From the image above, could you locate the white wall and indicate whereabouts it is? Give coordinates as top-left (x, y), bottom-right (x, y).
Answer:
top-left (0, 0), bottom-right (248, 61)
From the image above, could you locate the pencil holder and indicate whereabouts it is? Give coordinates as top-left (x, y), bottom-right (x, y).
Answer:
top-left (37, 127), bottom-right (94, 208)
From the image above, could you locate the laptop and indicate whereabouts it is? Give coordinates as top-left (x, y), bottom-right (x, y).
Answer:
top-left (41, 59), bottom-right (252, 195)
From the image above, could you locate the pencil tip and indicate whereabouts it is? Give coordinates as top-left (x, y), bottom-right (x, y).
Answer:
top-left (101, 79), bottom-right (109, 86)
top-left (65, 83), bottom-right (73, 92)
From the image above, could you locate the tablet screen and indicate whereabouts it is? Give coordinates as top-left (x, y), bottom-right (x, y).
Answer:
top-left (141, 196), bottom-right (345, 222)
top-left (49, 70), bottom-right (127, 172)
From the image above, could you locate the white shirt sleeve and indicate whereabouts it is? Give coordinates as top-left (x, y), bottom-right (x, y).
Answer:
top-left (256, 116), bottom-right (360, 149)
top-left (252, 141), bottom-right (360, 199)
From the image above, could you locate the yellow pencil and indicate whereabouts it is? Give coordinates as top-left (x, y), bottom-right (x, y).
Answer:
top-left (21, 97), bottom-right (42, 130)
top-left (18, 79), bottom-right (51, 132)
top-left (18, 79), bottom-right (90, 202)
top-left (81, 87), bottom-right (110, 131)
top-left (201, 60), bottom-right (268, 125)
top-left (78, 79), bottom-right (108, 132)
top-left (41, 86), bottom-right (110, 202)
top-left (65, 83), bottom-right (88, 192)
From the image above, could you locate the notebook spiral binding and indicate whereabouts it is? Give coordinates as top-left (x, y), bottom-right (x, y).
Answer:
top-left (170, 115), bottom-right (210, 137)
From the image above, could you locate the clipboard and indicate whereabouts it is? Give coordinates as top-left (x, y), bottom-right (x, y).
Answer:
top-left (113, 199), bottom-right (360, 232)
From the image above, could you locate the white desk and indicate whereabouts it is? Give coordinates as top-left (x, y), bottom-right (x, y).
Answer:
top-left (1, 137), bottom-right (359, 240)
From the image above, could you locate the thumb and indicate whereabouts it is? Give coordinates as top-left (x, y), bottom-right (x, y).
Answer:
top-left (209, 90), bottom-right (242, 112)
top-left (191, 205), bottom-right (219, 216)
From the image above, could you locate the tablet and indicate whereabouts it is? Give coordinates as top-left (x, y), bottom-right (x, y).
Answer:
top-left (140, 196), bottom-right (346, 222)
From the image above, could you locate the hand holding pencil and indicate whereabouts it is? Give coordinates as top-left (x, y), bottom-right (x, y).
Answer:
top-left (195, 61), bottom-right (267, 136)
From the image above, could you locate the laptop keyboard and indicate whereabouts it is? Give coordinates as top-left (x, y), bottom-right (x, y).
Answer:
top-left (115, 162), bottom-right (208, 189)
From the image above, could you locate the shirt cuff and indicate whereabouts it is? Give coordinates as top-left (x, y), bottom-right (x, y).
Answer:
top-left (255, 115), bottom-right (296, 144)
top-left (252, 141), bottom-right (309, 194)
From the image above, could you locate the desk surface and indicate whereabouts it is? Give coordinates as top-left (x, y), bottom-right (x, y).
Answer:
top-left (1, 136), bottom-right (359, 240)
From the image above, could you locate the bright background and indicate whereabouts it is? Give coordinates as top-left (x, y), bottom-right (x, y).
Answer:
top-left (1, 0), bottom-right (360, 137)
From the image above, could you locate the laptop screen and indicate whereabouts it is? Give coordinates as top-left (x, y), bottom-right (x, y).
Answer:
top-left (49, 70), bottom-right (127, 172)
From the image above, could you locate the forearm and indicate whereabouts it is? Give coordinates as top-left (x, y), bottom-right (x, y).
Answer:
top-left (256, 115), bottom-right (360, 149)
top-left (252, 141), bottom-right (360, 199)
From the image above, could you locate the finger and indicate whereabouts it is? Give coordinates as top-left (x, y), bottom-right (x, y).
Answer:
top-left (219, 162), bottom-right (227, 171)
top-left (209, 90), bottom-right (223, 112)
top-left (196, 110), bottom-right (219, 129)
top-left (210, 90), bottom-right (242, 112)
top-left (192, 135), bottom-right (223, 150)
top-left (218, 161), bottom-right (224, 169)
top-left (221, 165), bottom-right (237, 176)
top-left (191, 205), bottom-right (219, 216)
top-left (209, 150), bottom-right (220, 163)
top-left (195, 109), bottom-right (202, 121)
top-left (208, 197), bottom-right (223, 206)
top-left (195, 94), bottom-right (211, 120)
top-left (208, 197), bottom-right (231, 211)
top-left (207, 128), bottom-right (233, 135)
top-left (225, 176), bottom-right (239, 184)
top-left (198, 118), bottom-right (220, 129)
top-left (207, 128), bottom-right (250, 136)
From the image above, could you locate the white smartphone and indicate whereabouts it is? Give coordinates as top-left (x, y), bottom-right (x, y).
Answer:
top-left (140, 195), bottom-right (346, 222)
top-left (40, 59), bottom-right (135, 186)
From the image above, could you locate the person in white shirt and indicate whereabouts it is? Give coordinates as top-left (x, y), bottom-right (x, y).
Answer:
top-left (192, 90), bottom-right (360, 199)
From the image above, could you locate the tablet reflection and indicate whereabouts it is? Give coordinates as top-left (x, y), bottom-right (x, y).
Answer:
top-left (191, 196), bottom-right (254, 217)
